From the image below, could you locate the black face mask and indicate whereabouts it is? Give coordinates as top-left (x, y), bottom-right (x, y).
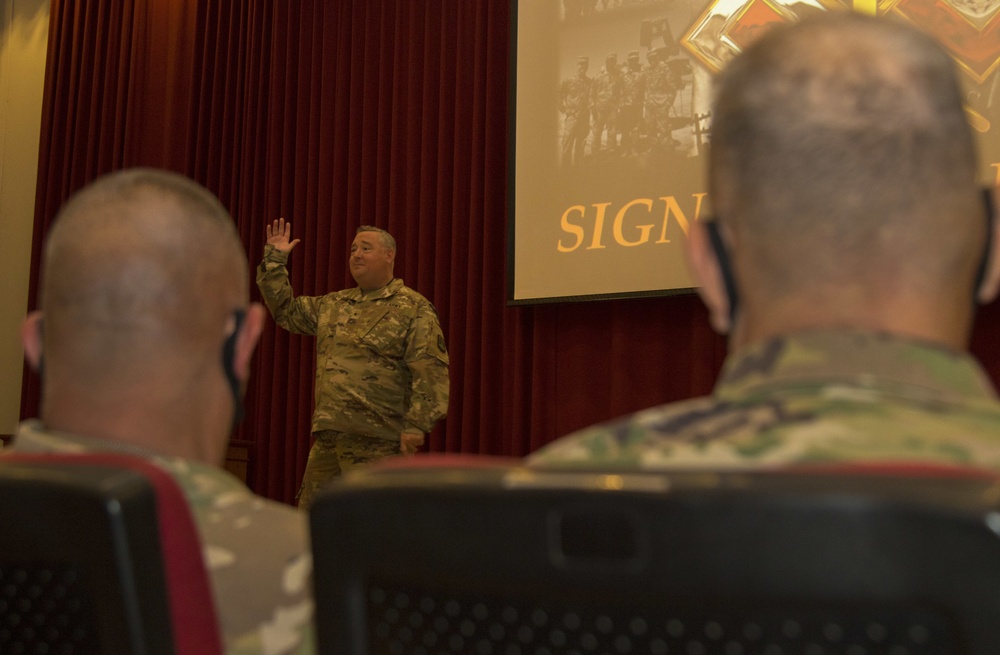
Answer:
top-left (222, 309), bottom-right (246, 429)
top-left (704, 219), bottom-right (740, 327)
top-left (704, 187), bottom-right (997, 327)
top-left (974, 187), bottom-right (996, 301)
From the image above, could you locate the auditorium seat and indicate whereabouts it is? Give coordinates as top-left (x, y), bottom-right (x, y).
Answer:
top-left (310, 455), bottom-right (1000, 654)
top-left (0, 452), bottom-right (223, 655)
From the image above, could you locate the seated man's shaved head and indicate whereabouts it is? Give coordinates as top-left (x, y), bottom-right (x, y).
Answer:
top-left (698, 12), bottom-right (995, 348)
top-left (23, 168), bottom-right (265, 463)
top-left (531, 12), bottom-right (1000, 487)
top-left (15, 168), bottom-right (309, 652)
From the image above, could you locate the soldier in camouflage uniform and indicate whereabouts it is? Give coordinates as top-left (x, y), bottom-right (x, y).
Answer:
top-left (560, 56), bottom-right (593, 166)
top-left (643, 47), bottom-right (681, 150)
top-left (618, 50), bottom-right (646, 155)
top-left (257, 219), bottom-right (449, 510)
top-left (591, 53), bottom-right (623, 154)
top-left (11, 169), bottom-right (314, 655)
top-left (530, 14), bottom-right (1000, 471)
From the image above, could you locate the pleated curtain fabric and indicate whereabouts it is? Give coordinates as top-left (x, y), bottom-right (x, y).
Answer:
top-left (23, 0), bottom-right (741, 504)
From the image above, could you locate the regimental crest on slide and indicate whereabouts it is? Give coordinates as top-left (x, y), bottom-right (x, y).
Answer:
top-left (680, 0), bottom-right (822, 74)
top-left (893, 0), bottom-right (1000, 84)
top-left (682, 0), bottom-right (1000, 131)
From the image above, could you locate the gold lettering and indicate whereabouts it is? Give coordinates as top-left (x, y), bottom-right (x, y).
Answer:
top-left (692, 192), bottom-right (708, 222)
top-left (588, 202), bottom-right (611, 250)
top-left (613, 199), bottom-right (655, 247)
top-left (558, 206), bottom-right (587, 252)
top-left (655, 193), bottom-right (707, 243)
top-left (559, 193), bottom-right (709, 253)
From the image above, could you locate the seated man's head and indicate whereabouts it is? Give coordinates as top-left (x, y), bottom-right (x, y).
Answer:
top-left (22, 168), bottom-right (265, 464)
top-left (689, 12), bottom-right (1000, 349)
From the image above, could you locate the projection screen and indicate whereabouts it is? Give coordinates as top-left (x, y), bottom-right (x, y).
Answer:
top-left (508, 0), bottom-right (1000, 304)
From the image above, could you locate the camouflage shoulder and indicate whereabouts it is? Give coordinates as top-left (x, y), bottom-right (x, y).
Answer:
top-left (394, 283), bottom-right (434, 305)
top-left (529, 396), bottom-right (719, 466)
top-left (327, 287), bottom-right (359, 302)
top-left (392, 284), bottom-right (441, 316)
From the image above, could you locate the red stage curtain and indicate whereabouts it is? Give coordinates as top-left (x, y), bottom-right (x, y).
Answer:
top-left (24, 0), bottom-right (1000, 505)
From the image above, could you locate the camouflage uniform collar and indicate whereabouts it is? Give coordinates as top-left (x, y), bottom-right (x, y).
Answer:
top-left (12, 419), bottom-right (175, 462)
top-left (716, 329), bottom-right (998, 404)
top-left (349, 278), bottom-right (404, 301)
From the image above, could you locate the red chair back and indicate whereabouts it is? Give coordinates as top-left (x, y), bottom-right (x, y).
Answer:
top-left (0, 452), bottom-right (223, 655)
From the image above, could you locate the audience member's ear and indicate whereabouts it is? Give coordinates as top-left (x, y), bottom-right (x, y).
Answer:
top-left (686, 221), bottom-right (731, 334)
top-left (20, 312), bottom-right (44, 372)
top-left (977, 187), bottom-right (1000, 304)
top-left (234, 304), bottom-right (266, 380)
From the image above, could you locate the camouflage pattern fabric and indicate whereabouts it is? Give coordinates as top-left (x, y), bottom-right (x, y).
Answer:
top-left (618, 64), bottom-right (645, 154)
top-left (560, 72), bottom-right (593, 165)
top-left (591, 64), bottom-right (622, 152)
top-left (10, 421), bottom-right (314, 655)
top-left (621, 63), bottom-right (645, 108)
top-left (529, 330), bottom-right (1000, 470)
top-left (560, 72), bottom-right (593, 118)
top-left (644, 59), bottom-right (679, 146)
top-left (256, 245), bottom-right (450, 441)
top-left (296, 430), bottom-right (402, 510)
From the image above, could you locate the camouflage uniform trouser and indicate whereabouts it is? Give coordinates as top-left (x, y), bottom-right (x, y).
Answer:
top-left (592, 103), bottom-right (617, 152)
top-left (561, 113), bottom-right (590, 166)
top-left (297, 430), bottom-right (400, 510)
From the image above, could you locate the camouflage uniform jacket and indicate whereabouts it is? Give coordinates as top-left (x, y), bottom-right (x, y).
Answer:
top-left (644, 61), bottom-right (678, 110)
top-left (10, 420), bottom-right (315, 655)
top-left (591, 68), bottom-right (622, 110)
top-left (560, 73), bottom-right (593, 117)
top-left (529, 330), bottom-right (1000, 470)
top-left (256, 245), bottom-right (450, 440)
top-left (621, 66), bottom-right (645, 107)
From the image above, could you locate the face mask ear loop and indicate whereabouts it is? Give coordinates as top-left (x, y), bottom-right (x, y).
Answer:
top-left (35, 317), bottom-right (45, 379)
top-left (705, 220), bottom-right (740, 325)
top-left (222, 309), bottom-right (247, 429)
top-left (974, 187), bottom-right (996, 304)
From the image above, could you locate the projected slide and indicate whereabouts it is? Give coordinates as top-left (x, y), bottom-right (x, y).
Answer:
top-left (509, 0), bottom-right (1000, 304)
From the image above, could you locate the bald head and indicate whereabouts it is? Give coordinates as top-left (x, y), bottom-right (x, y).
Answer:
top-left (703, 12), bottom-right (990, 346)
top-left (42, 168), bottom-right (247, 361)
top-left (27, 168), bottom-right (261, 461)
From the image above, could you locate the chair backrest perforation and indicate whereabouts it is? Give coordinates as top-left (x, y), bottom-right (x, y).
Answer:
top-left (0, 452), bottom-right (223, 655)
top-left (0, 562), bottom-right (100, 654)
top-left (362, 582), bottom-right (955, 655)
top-left (311, 457), bottom-right (1000, 654)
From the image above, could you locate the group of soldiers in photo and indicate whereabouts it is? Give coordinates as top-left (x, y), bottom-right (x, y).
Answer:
top-left (559, 46), bottom-right (692, 167)
top-left (562, 0), bottom-right (663, 19)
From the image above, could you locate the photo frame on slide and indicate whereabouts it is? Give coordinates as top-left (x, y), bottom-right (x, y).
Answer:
top-left (507, 0), bottom-right (1000, 305)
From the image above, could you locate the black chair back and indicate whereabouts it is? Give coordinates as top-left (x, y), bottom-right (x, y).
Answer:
top-left (310, 457), bottom-right (1000, 655)
top-left (0, 452), bottom-right (222, 655)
